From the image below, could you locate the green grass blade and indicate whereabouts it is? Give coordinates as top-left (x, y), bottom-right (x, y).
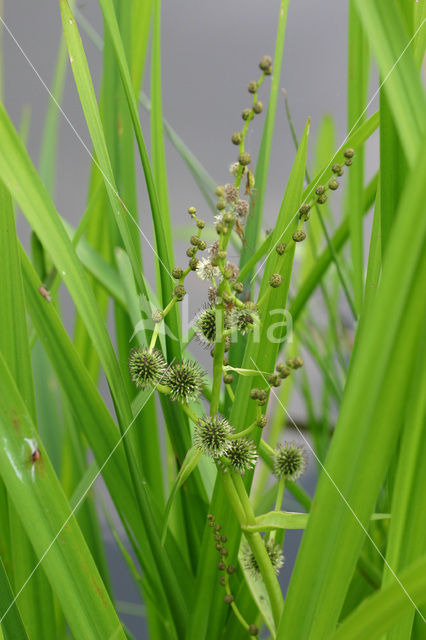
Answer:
top-left (355, 0), bottom-right (426, 163)
top-left (59, 0), bottom-right (145, 295)
top-left (115, 247), bottom-right (164, 504)
top-left (0, 99), bottom-right (133, 428)
top-left (95, 0), bottom-right (182, 353)
top-left (150, 0), bottom-right (173, 259)
top-left (382, 339), bottom-right (426, 638)
top-left (20, 248), bottom-right (190, 637)
top-left (332, 555), bottom-right (426, 640)
top-left (161, 447), bottom-right (203, 545)
top-left (346, 0), bottom-right (370, 311)
top-left (276, 135), bottom-right (426, 639)
top-left (72, 10), bottom-right (218, 216)
top-left (0, 557), bottom-right (29, 640)
top-left (0, 353), bottom-right (125, 640)
top-left (0, 183), bottom-right (58, 640)
top-left (130, 0), bottom-right (154, 92)
top-left (38, 35), bottom-right (68, 196)
top-left (290, 173), bottom-right (378, 322)
top-left (378, 92), bottom-right (407, 258)
top-left (241, 0), bottom-right (290, 277)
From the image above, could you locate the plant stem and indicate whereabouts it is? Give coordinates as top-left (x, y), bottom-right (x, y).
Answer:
top-left (231, 474), bottom-right (284, 626)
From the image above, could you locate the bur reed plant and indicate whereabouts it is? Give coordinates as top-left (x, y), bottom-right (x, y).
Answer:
top-left (0, 0), bottom-right (425, 639)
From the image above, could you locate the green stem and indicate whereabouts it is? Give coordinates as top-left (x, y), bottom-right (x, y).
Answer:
top-left (227, 421), bottom-right (257, 440)
top-left (149, 297), bottom-right (177, 352)
top-left (224, 572), bottom-right (250, 632)
top-left (231, 475), bottom-right (284, 626)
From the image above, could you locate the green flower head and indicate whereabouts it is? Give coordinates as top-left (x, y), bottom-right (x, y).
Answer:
top-left (225, 438), bottom-right (257, 474)
top-left (194, 415), bottom-right (234, 458)
top-left (165, 360), bottom-right (205, 404)
top-left (243, 539), bottom-right (284, 579)
top-left (273, 442), bottom-right (307, 481)
top-left (128, 347), bottom-right (166, 389)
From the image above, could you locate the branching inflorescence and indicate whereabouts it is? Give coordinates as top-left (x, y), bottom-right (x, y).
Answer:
top-left (128, 54), bottom-right (355, 636)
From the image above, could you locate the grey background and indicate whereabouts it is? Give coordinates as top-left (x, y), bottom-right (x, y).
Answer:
top-left (2, 0), bottom-right (378, 637)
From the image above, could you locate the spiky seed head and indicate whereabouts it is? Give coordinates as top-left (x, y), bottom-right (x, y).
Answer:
top-left (196, 219), bottom-right (205, 229)
top-left (186, 247), bottom-right (196, 257)
top-left (259, 55), bottom-right (272, 71)
top-left (216, 199), bottom-right (226, 211)
top-left (315, 185), bottom-right (325, 196)
top-left (194, 307), bottom-right (217, 346)
top-left (231, 131), bottom-right (242, 145)
top-left (250, 388), bottom-right (261, 400)
top-left (233, 281), bottom-right (244, 294)
top-left (317, 193), bottom-right (327, 204)
top-left (276, 243), bottom-right (286, 255)
top-left (188, 206), bottom-right (197, 216)
top-left (190, 235), bottom-right (199, 246)
top-left (239, 152), bottom-right (251, 167)
top-left (172, 267), bottom-right (183, 279)
top-left (235, 199), bottom-right (249, 218)
top-left (198, 240), bottom-right (207, 251)
top-left (223, 374), bottom-right (234, 384)
top-left (194, 415), bottom-right (234, 458)
top-left (225, 438), bottom-right (257, 474)
top-left (249, 624), bottom-right (259, 636)
top-left (223, 213), bottom-right (234, 225)
top-left (218, 561), bottom-right (226, 571)
top-left (344, 148), bottom-right (354, 159)
top-left (332, 163), bottom-right (341, 174)
top-left (328, 178), bottom-right (339, 190)
top-left (253, 101), bottom-right (263, 114)
top-left (128, 347), bottom-right (166, 389)
top-left (248, 80), bottom-right (257, 93)
top-left (273, 442), bottom-right (307, 480)
top-left (293, 230), bottom-right (306, 243)
top-left (242, 108), bottom-right (252, 121)
top-left (216, 185), bottom-right (225, 197)
top-left (242, 539), bottom-right (284, 579)
top-left (269, 273), bottom-right (283, 288)
top-left (165, 360), bottom-right (205, 404)
top-left (224, 594), bottom-right (234, 604)
top-left (344, 158), bottom-right (353, 166)
top-left (173, 284), bottom-right (186, 301)
top-left (151, 309), bottom-right (164, 323)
